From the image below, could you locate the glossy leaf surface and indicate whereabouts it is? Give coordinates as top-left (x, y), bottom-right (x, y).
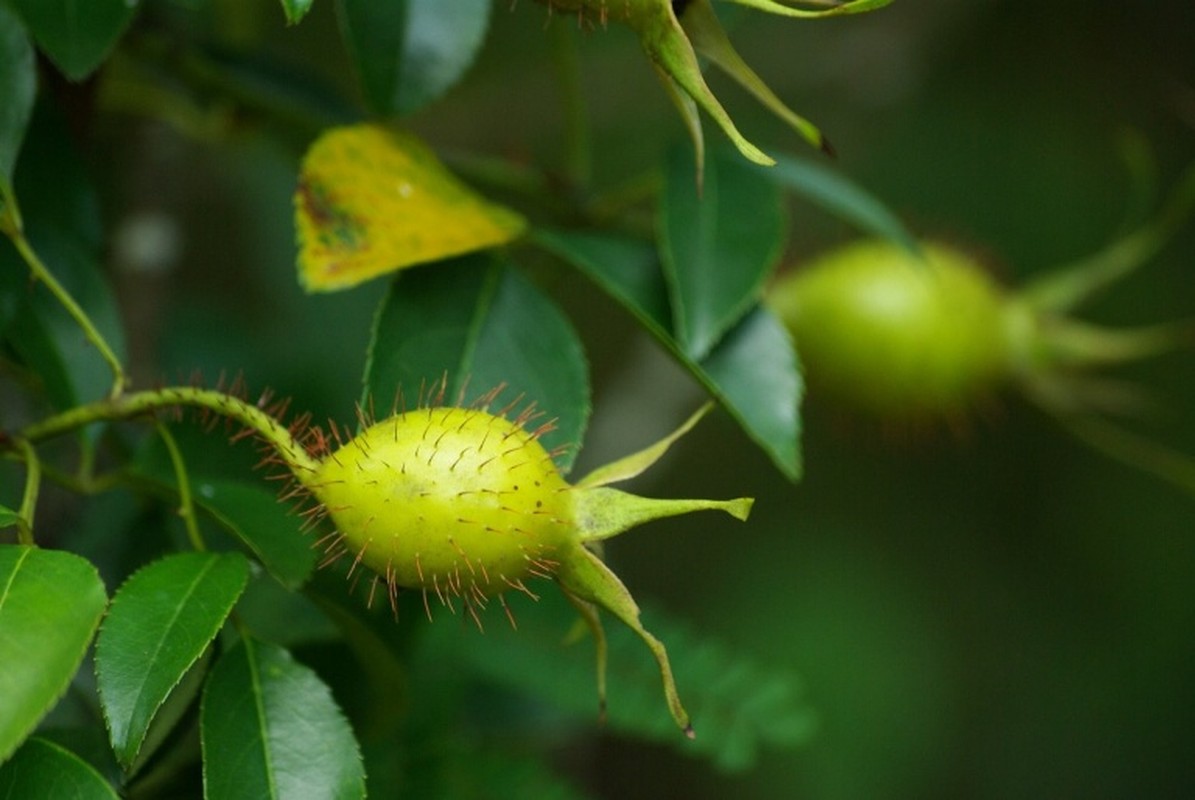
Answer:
top-left (8, 0), bottom-right (138, 80)
top-left (0, 546), bottom-right (108, 762)
top-left (0, 737), bottom-right (119, 799)
top-left (364, 253), bottom-right (591, 472)
top-left (0, 7), bottom-right (34, 199)
top-left (763, 154), bottom-right (919, 254)
top-left (201, 637), bottom-right (365, 800)
top-left (661, 147), bottom-right (786, 360)
top-left (337, 0), bottom-right (490, 116)
top-left (96, 552), bottom-right (250, 768)
top-left (534, 228), bottom-right (801, 479)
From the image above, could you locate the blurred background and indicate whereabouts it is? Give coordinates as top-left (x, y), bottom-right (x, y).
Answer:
top-left (93, 1), bottom-right (1195, 797)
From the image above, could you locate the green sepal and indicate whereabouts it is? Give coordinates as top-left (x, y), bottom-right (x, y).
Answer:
top-left (1021, 163), bottom-right (1195, 313)
top-left (681, 0), bottom-right (829, 154)
top-left (561, 590), bottom-right (609, 722)
top-left (573, 486), bottom-right (753, 543)
top-left (651, 61), bottom-right (707, 181)
top-left (721, 0), bottom-right (894, 18)
top-left (634, 2), bottom-right (774, 166)
top-left (556, 545), bottom-right (693, 736)
top-left (572, 401), bottom-right (753, 539)
top-left (576, 402), bottom-right (712, 488)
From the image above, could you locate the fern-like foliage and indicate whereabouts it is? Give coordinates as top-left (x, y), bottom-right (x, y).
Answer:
top-left (417, 588), bottom-right (817, 772)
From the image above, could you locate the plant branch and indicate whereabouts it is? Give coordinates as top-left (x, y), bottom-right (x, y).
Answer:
top-left (552, 21), bottom-right (592, 191)
top-left (155, 421), bottom-right (206, 552)
top-left (19, 387), bottom-right (321, 481)
top-left (5, 225), bottom-right (128, 398)
top-left (14, 437), bottom-right (39, 545)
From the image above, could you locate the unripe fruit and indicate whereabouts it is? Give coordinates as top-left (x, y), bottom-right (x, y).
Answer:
top-left (312, 407), bottom-right (571, 600)
top-left (767, 233), bottom-right (1192, 475)
top-left (302, 400), bottom-right (752, 736)
top-left (768, 240), bottom-right (1015, 419)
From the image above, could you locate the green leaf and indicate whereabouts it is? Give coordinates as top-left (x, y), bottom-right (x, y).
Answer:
top-left (661, 146), bottom-right (786, 360)
top-left (191, 480), bottom-right (315, 590)
top-left (533, 229), bottom-right (802, 480)
top-left (5, 99), bottom-right (103, 248)
top-left (363, 253), bottom-right (591, 473)
top-left (0, 737), bottom-right (120, 799)
top-left (0, 7), bottom-right (35, 196)
top-left (0, 505), bottom-right (20, 529)
top-left (0, 101), bottom-right (123, 420)
top-left (0, 230), bottom-right (127, 409)
top-left (0, 545), bottom-right (108, 762)
top-left (95, 552), bottom-right (250, 769)
top-left (280, 0), bottom-right (315, 25)
top-left (762, 154), bottom-right (919, 253)
top-left (201, 637), bottom-right (365, 800)
top-left (699, 305), bottom-right (801, 476)
top-left (7, 0), bottom-right (138, 81)
top-left (129, 425), bottom-right (316, 589)
top-left (336, 0), bottom-right (490, 116)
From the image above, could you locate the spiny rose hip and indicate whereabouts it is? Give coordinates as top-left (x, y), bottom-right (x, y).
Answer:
top-left (311, 407), bottom-right (572, 599)
top-left (304, 399), bottom-right (752, 737)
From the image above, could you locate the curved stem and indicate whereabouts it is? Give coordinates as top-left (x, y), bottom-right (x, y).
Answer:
top-left (20, 387), bottom-right (320, 482)
top-left (14, 437), bottom-right (39, 546)
top-left (7, 228), bottom-right (127, 398)
top-left (155, 421), bottom-right (206, 552)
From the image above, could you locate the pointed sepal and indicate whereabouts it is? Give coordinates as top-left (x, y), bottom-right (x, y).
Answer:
top-left (556, 545), bottom-right (693, 737)
top-left (721, 0), bottom-right (895, 18)
top-left (651, 61), bottom-right (708, 183)
top-left (561, 590), bottom-right (610, 724)
top-left (1021, 163), bottom-right (1195, 313)
top-left (681, 0), bottom-right (830, 154)
top-left (633, 2), bottom-right (774, 165)
top-left (574, 486), bottom-right (753, 542)
top-left (577, 402), bottom-right (713, 488)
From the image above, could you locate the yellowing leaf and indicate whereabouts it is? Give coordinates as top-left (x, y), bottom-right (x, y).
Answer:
top-left (295, 124), bottom-right (526, 292)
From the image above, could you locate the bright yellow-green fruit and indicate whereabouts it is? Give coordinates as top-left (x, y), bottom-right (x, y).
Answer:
top-left (311, 407), bottom-right (572, 597)
top-left (303, 401), bottom-right (752, 736)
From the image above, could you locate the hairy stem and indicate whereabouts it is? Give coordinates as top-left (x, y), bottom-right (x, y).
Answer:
top-left (19, 387), bottom-right (320, 481)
